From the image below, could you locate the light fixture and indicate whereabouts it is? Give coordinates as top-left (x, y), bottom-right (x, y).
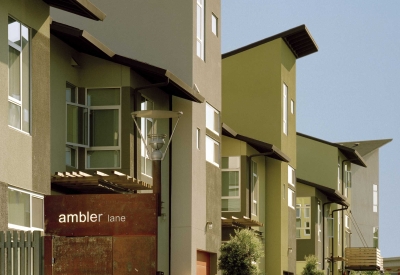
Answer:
top-left (288, 247), bottom-right (293, 254)
top-left (206, 221), bottom-right (213, 230)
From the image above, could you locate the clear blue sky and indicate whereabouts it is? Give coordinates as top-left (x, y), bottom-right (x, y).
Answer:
top-left (222, 0), bottom-right (400, 257)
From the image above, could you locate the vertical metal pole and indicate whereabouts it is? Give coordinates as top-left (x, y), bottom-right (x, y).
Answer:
top-left (153, 159), bottom-right (162, 216)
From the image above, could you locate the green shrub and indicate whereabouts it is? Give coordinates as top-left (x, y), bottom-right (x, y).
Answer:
top-left (218, 229), bottom-right (264, 275)
top-left (301, 255), bottom-right (324, 275)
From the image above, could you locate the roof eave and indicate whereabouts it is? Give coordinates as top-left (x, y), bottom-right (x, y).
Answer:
top-left (44, 0), bottom-right (106, 21)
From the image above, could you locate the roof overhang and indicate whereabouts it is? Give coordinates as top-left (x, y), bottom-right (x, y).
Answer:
top-left (222, 123), bottom-right (290, 162)
top-left (51, 171), bottom-right (151, 194)
top-left (44, 0), bottom-right (106, 21)
top-left (50, 21), bottom-right (204, 103)
top-left (338, 139), bottom-right (392, 157)
top-left (298, 178), bottom-right (349, 207)
top-left (297, 132), bottom-right (367, 167)
top-left (221, 216), bottom-right (263, 228)
top-left (223, 25), bottom-right (318, 59)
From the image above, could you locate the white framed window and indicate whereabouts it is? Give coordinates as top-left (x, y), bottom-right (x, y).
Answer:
top-left (338, 160), bottom-right (341, 192)
top-left (8, 187), bottom-right (43, 231)
top-left (251, 160), bottom-right (258, 216)
top-left (8, 17), bottom-right (31, 133)
top-left (206, 103), bottom-right (220, 135)
top-left (291, 100), bottom-right (294, 114)
top-left (288, 165), bottom-right (295, 187)
top-left (196, 128), bottom-right (200, 149)
top-left (66, 86), bottom-right (121, 169)
top-left (318, 201), bottom-right (322, 241)
top-left (373, 227), bottom-right (379, 248)
top-left (211, 13), bottom-right (218, 36)
top-left (196, 0), bottom-right (205, 60)
top-left (66, 146), bottom-right (77, 168)
top-left (283, 83), bottom-right (288, 135)
top-left (345, 215), bottom-right (350, 229)
top-left (140, 96), bottom-right (154, 177)
top-left (338, 212), bottom-right (341, 245)
top-left (288, 188), bottom-right (295, 209)
top-left (206, 135), bottom-right (219, 166)
top-left (221, 156), bottom-right (240, 212)
top-left (296, 198), bottom-right (311, 239)
top-left (373, 184), bottom-right (378, 212)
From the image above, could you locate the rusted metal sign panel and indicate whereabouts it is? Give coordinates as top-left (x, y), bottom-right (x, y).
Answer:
top-left (53, 236), bottom-right (113, 275)
top-left (45, 193), bottom-right (157, 236)
top-left (113, 236), bottom-right (156, 274)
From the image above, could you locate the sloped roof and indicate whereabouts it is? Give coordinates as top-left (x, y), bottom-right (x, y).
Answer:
top-left (222, 25), bottom-right (318, 59)
top-left (222, 123), bottom-right (290, 162)
top-left (298, 178), bottom-right (349, 207)
top-left (44, 0), bottom-right (106, 21)
top-left (338, 139), bottom-right (392, 157)
top-left (50, 21), bottom-right (204, 103)
top-left (297, 132), bottom-right (367, 167)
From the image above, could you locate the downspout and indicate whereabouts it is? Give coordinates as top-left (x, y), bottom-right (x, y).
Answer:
top-left (248, 151), bottom-right (274, 218)
top-left (323, 201), bottom-right (334, 271)
top-left (331, 205), bottom-right (349, 275)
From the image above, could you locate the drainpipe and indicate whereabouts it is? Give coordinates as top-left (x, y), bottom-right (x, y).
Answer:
top-left (331, 205), bottom-right (349, 275)
top-left (248, 151), bottom-right (274, 218)
top-left (323, 202), bottom-right (334, 271)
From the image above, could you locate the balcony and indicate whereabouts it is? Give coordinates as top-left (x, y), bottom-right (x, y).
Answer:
top-left (345, 247), bottom-right (383, 271)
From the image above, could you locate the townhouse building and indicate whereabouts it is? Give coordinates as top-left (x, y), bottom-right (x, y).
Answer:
top-left (49, 1), bottom-right (222, 274)
top-left (221, 25), bottom-right (318, 275)
top-left (1, 0), bottom-right (105, 234)
top-left (296, 133), bottom-right (367, 275)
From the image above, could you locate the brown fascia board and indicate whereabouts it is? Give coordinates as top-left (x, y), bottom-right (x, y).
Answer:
top-left (222, 24), bottom-right (318, 59)
top-left (44, 0), bottom-right (106, 21)
top-left (297, 132), bottom-right (367, 168)
top-left (222, 123), bottom-right (290, 162)
top-left (50, 22), bottom-right (204, 103)
top-left (297, 178), bottom-right (350, 207)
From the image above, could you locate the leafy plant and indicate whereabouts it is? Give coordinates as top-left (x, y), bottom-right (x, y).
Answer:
top-left (218, 229), bottom-right (264, 275)
top-left (301, 255), bottom-right (324, 275)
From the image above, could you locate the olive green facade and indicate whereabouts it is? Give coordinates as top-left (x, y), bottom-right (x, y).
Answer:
top-left (222, 37), bottom-right (299, 275)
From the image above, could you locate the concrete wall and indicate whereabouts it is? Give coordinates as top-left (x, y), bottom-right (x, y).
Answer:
top-left (0, 0), bottom-right (51, 229)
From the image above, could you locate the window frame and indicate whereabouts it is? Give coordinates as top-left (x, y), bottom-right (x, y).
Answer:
top-left (283, 83), bottom-right (288, 135)
top-left (206, 135), bottom-right (219, 167)
top-left (251, 160), bottom-right (258, 216)
top-left (8, 186), bottom-right (44, 231)
top-left (8, 16), bottom-right (31, 133)
top-left (221, 156), bottom-right (241, 212)
top-left (196, 0), bottom-right (205, 60)
top-left (288, 165), bottom-right (295, 187)
top-left (211, 13), bottom-right (218, 36)
top-left (288, 188), bottom-right (295, 209)
top-left (373, 184), bottom-right (378, 212)
top-left (206, 103), bottom-right (220, 136)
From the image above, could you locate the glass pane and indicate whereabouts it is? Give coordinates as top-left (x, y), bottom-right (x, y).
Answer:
top-left (8, 102), bottom-right (21, 129)
top-left (32, 197), bottom-right (43, 229)
top-left (66, 83), bottom-right (76, 103)
top-left (67, 105), bottom-right (88, 146)
top-left (66, 146), bottom-right (77, 167)
top-left (222, 198), bottom-right (240, 212)
top-left (21, 26), bottom-right (30, 132)
top-left (8, 17), bottom-right (21, 45)
top-left (87, 150), bottom-right (120, 168)
top-left (8, 189), bottom-right (30, 227)
top-left (90, 109), bottom-right (119, 146)
top-left (9, 46), bottom-right (21, 100)
top-left (222, 171), bottom-right (239, 197)
top-left (87, 88), bottom-right (120, 106)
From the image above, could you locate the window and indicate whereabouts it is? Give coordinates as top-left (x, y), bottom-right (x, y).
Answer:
top-left (338, 212), bottom-right (341, 245)
top-left (296, 198), bottom-right (311, 239)
top-left (66, 86), bottom-right (121, 169)
top-left (8, 187), bottom-right (43, 231)
top-left (251, 160), bottom-right (258, 216)
top-left (344, 165), bottom-right (351, 197)
top-left (211, 13), bottom-right (218, 36)
top-left (373, 227), bottom-right (379, 248)
top-left (206, 136), bottom-right (219, 166)
top-left (196, 0), bottom-right (205, 60)
top-left (345, 215), bottom-right (350, 229)
top-left (206, 103), bottom-right (220, 135)
top-left (196, 128), bottom-right (200, 149)
top-left (283, 83), bottom-right (288, 135)
top-left (288, 165), bottom-right (295, 187)
top-left (318, 201), bottom-right (322, 241)
top-left (8, 17), bottom-right (30, 132)
top-left (221, 156), bottom-right (240, 212)
top-left (288, 188), bottom-right (295, 209)
top-left (338, 160), bottom-right (341, 192)
top-left (373, 184), bottom-right (378, 212)
top-left (140, 96), bottom-right (154, 177)
top-left (291, 100), bottom-right (294, 114)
